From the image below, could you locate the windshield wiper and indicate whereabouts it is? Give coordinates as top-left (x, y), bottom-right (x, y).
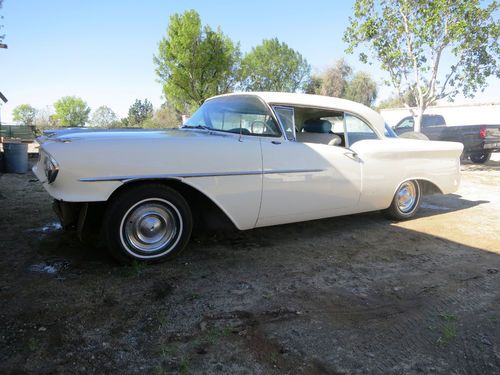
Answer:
top-left (182, 124), bottom-right (211, 130)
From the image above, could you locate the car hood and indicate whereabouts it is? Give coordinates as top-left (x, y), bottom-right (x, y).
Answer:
top-left (38, 128), bottom-right (206, 144)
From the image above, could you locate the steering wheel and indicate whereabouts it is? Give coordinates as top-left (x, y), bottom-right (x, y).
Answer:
top-left (251, 120), bottom-right (275, 134)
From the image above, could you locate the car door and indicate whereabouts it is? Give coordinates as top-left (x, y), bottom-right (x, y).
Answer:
top-left (394, 117), bottom-right (414, 135)
top-left (256, 106), bottom-right (362, 227)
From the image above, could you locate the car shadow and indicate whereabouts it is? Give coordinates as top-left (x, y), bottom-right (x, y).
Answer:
top-left (30, 192), bottom-right (490, 267)
top-left (4, 177), bottom-right (499, 375)
top-left (416, 193), bottom-right (488, 218)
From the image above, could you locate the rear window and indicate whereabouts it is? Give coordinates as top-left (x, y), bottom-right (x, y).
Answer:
top-left (422, 115), bottom-right (445, 126)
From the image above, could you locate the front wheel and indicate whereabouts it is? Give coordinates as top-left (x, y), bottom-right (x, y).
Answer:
top-left (383, 180), bottom-right (421, 220)
top-left (469, 151), bottom-right (491, 164)
top-left (104, 184), bottom-right (193, 264)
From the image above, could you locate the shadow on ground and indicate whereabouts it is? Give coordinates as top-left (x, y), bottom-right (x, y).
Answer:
top-left (0, 171), bottom-right (499, 374)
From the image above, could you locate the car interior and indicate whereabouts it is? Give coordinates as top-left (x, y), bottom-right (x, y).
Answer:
top-left (288, 106), bottom-right (378, 148)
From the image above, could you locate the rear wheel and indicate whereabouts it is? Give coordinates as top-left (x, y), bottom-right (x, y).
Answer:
top-left (104, 184), bottom-right (192, 264)
top-left (469, 151), bottom-right (491, 164)
top-left (383, 180), bottom-right (421, 220)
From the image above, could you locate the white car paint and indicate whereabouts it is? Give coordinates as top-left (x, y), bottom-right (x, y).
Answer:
top-left (33, 92), bottom-right (463, 230)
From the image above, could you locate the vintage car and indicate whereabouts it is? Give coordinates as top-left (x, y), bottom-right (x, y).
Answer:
top-left (33, 92), bottom-right (463, 263)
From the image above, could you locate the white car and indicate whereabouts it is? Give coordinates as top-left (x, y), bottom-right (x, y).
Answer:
top-left (34, 92), bottom-right (463, 263)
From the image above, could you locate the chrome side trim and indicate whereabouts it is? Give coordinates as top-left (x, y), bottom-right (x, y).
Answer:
top-left (263, 168), bottom-right (324, 174)
top-left (79, 168), bottom-right (325, 182)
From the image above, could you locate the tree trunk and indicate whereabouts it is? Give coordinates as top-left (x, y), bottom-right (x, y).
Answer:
top-left (414, 106), bottom-right (425, 133)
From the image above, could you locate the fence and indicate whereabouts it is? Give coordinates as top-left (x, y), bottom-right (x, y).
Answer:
top-left (0, 124), bottom-right (36, 142)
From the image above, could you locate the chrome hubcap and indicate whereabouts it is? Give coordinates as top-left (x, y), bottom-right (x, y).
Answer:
top-left (397, 181), bottom-right (417, 213)
top-left (123, 201), bottom-right (179, 254)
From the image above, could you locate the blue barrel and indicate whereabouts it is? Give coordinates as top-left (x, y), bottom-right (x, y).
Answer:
top-left (3, 142), bottom-right (29, 174)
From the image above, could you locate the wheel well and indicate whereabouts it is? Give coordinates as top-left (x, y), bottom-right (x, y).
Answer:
top-left (417, 179), bottom-right (443, 195)
top-left (106, 179), bottom-right (237, 234)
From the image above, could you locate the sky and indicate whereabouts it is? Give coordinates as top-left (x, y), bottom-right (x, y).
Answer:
top-left (0, 0), bottom-right (499, 123)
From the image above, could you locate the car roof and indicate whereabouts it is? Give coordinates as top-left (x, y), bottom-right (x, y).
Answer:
top-left (209, 92), bottom-right (386, 137)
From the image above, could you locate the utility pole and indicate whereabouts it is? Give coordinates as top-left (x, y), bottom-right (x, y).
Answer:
top-left (0, 43), bottom-right (7, 126)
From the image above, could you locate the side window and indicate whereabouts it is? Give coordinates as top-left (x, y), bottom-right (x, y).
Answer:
top-left (422, 115), bottom-right (444, 127)
top-left (345, 114), bottom-right (378, 146)
top-left (273, 106), bottom-right (295, 140)
top-left (396, 117), bottom-right (414, 129)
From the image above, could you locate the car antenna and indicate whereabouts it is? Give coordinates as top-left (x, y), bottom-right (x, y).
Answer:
top-left (239, 118), bottom-right (243, 142)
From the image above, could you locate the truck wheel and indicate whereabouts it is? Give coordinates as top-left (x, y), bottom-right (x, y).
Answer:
top-left (383, 180), bottom-right (421, 220)
top-left (469, 152), bottom-right (491, 164)
top-left (398, 132), bottom-right (429, 140)
top-left (104, 184), bottom-right (193, 264)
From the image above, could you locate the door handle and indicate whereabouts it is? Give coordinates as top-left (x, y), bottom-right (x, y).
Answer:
top-left (345, 151), bottom-right (362, 162)
top-left (271, 141), bottom-right (281, 145)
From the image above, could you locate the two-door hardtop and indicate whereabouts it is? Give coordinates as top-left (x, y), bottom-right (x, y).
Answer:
top-left (34, 92), bottom-right (463, 263)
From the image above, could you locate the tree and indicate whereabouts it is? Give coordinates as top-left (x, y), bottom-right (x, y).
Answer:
top-left (240, 38), bottom-right (310, 92)
top-left (318, 58), bottom-right (352, 97)
top-left (344, 72), bottom-right (378, 107)
top-left (154, 10), bottom-right (240, 112)
top-left (12, 104), bottom-right (37, 125)
top-left (377, 88), bottom-right (419, 109)
top-left (344, 0), bottom-right (500, 132)
top-left (90, 106), bottom-right (118, 127)
top-left (303, 59), bottom-right (378, 106)
top-left (32, 106), bottom-right (57, 135)
top-left (126, 99), bottom-right (153, 127)
top-left (53, 96), bottom-right (90, 127)
top-left (303, 75), bottom-right (323, 95)
top-left (142, 103), bottom-right (182, 129)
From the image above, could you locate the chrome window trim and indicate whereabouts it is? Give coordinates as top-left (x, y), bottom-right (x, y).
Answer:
top-left (272, 105), bottom-right (296, 141)
top-left (79, 168), bottom-right (326, 182)
top-left (343, 115), bottom-right (350, 148)
top-left (188, 94), bottom-right (284, 139)
top-left (266, 103), bottom-right (383, 140)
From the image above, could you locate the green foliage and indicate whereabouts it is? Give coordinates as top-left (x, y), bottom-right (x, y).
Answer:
top-left (378, 88), bottom-right (419, 109)
top-left (436, 313), bottom-right (458, 346)
top-left (240, 38), bottom-right (310, 92)
top-left (142, 103), bottom-right (182, 129)
top-left (33, 105), bottom-right (57, 135)
top-left (344, 71), bottom-right (378, 107)
top-left (127, 99), bottom-right (153, 127)
top-left (154, 10), bottom-right (240, 112)
top-left (303, 75), bottom-right (323, 95)
top-left (53, 96), bottom-right (91, 127)
top-left (344, 0), bottom-right (499, 131)
top-left (304, 59), bottom-right (378, 106)
top-left (319, 58), bottom-right (353, 97)
top-left (12, 104), bottom-right (37, 125)
top-left (122, 260), bottom-right (148, 277)
top-left (90, 105), bottom-right (118, 127)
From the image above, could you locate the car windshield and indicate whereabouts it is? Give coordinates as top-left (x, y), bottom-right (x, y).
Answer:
top-left (384, 124), bottom-right (398, 138)
top-left (184, 96), bottom-right (281, 137)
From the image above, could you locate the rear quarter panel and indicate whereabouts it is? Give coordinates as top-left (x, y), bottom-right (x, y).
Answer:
top-left (351, 139), bottom-right (463, 211)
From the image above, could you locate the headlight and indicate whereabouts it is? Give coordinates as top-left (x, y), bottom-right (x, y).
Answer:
top-left (41, 151), bottom-right (59, 184)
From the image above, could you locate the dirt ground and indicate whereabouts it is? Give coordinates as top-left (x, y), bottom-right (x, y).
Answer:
top-left (0, 155), bottom-right (499, 374)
